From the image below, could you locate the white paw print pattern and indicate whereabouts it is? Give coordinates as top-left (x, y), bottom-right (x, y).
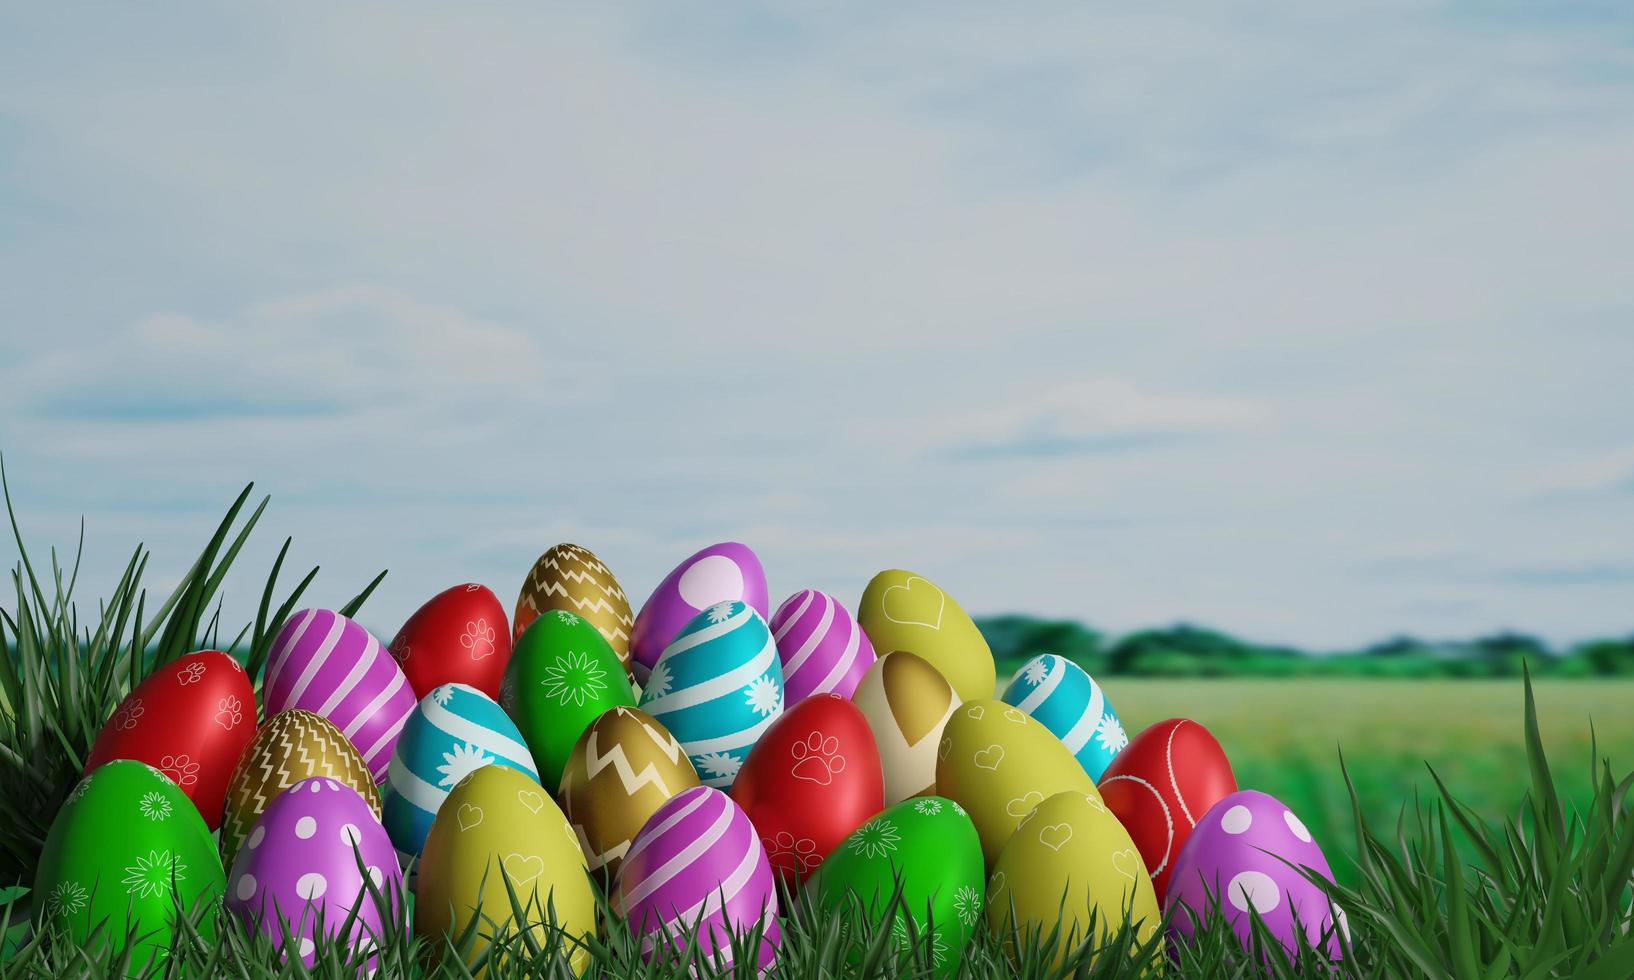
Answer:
top-left (112, 698), bottom-right (145, 731)
top-left (461, 619), bottom-right (496, 661)
top-left (175, 662), bottom-right (206, 686)
top-left (215, 695), bottom-right (243, 730)
top-left (789, 732), bottom-right (846, 785)
top-left (159, 754), bottom-right (200, 787)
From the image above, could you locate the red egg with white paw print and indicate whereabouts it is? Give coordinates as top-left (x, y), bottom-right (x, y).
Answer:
top-left (84, 649), bottom-right (256, 830)
top-left (1096, 717), bottom-right (1236, 901)
top-left (388, 583), bottom-right (511, 700)
top-left (729, 693), bottom-right (884, 883)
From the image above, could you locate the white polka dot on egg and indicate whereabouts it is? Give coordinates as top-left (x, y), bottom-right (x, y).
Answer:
top-left (1220, 804), bottom-right (1253, 835)
top-left (296, 872), bottom-right (328, 900)
top-left (246, 826), bottom-right (266, 849)
top-left (1332, 903), bottom-right (1351, 942)
top-left (295, 816), bottom-right (317, 839)
top-left (1284, 809), bottom-right (1312, 843)
top-left (298, 937), bottom-right (315, 958)
top-left (1227, 870), bottom-right (1281, 915)
top-left (234, 874), bottom-right (257, 901)
top-left (340, 823), bottom-right (361, 847)
top-left (368, 865), bottom-right (383, 887)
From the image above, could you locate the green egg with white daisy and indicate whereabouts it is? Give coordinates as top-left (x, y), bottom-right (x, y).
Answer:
top-left (809, 795), bottom-right (986, 977)
top-left (501, 608), bottom-right (636, 791)
top-left (32, 759), bottom-right (224, 967)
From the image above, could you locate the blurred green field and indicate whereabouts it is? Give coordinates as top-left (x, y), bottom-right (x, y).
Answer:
top-left (1101, 678), bottom-right (1634, 885)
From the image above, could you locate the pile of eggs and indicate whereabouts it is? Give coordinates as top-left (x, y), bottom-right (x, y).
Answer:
top-left (33, 541), bottom-right (1348, 972)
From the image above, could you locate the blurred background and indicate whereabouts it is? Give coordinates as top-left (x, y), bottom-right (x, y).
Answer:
top-left (3, 3), bottom-right (1632, 880)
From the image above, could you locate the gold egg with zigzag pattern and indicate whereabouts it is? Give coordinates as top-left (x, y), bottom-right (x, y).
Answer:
top-left (558, 706), bottom-right (699, 880)
top-left (515, 543), bottom-right (635, 678)
top-left (219, 708), bottom-right (381, 867)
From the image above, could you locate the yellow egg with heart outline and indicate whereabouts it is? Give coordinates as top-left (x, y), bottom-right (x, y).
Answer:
top-left (987, 790), bottom-right (1160, 966)
top-left (935, 699), bottom-right (1098, 869)
top-left (414, 765), bottom-right (595, 973)
top-left (858, 570), bottom-right (995, 703)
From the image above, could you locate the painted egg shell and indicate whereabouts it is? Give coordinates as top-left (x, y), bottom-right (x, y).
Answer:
top-left (222, 709), bottom-right (382, 867)
top-left (84, 649), bottom-right (254, 830)
top-left (1099, 718), bottom-right (1236, 901)
top-left (858, 569), bottom-right (995, 704)
top-left (935, 699), bottom-right (1098, 869)
top-left (639, 601), bottom-right (784, 790)
top-left (515, 543), bottom-right (635, 676)
top-left (415, 764), bottom-right (595, 973)
top-left (500, 609), bottom-right (634, 791)
top-left (810, 795), bottom-right (984, 978)
top-left (614, 786), bottom-right (780, 973)
top-left (388, 583), bottom-right (512, 701)
top-left (731, 692), bottom-right (883, 883)
top-left (382, 683), bottom-right (539, 858)
top-left (851, 651), bottom-right (960, 805)
top-left (560, 706), bottom-right (699, 880)
top-left (987, 791), bottom-right (1159, 964)
top-left (265, 609), bottom-right (415, 782)
top-left (1166, 790), bottom-right (1344, 960)
top-left (227, 778), bottom-right (403, 968)
top-left (1000, 654), bottom-right (1127, 781)
top-left (770, 589), bottom-right (876, 704)
top-left (628, 542), bottom-right (768, 684)
top-left (33, 760), bottom-right (224, 964)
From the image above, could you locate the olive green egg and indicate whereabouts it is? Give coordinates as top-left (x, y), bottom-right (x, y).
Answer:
top-left (858, 570), bottom-right (995, 704)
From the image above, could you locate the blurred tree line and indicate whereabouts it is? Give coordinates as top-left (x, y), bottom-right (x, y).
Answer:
top-left (975, 616), bottom-right (1634, 679)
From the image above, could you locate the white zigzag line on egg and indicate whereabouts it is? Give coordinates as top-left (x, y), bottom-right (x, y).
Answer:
top-left (531, 582), bottom-right (636, 626)
top-left (585, 733), bottom-right (684, 797)
top-left (574, 824), bottom-right (630, 871)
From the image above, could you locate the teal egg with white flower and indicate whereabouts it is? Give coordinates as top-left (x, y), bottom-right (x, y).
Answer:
top-left (1000, 654), bottom-right (1127, 780)
top-left (638, 600), bottom-right (785, 789)
top-left (382, 683), bottom-right (540, 857)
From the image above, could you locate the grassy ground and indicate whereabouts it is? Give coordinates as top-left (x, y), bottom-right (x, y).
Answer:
top-left (1103, 678), bottom-right (1634, 886)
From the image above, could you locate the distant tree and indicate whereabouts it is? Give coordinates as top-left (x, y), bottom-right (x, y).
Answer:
top-left (1570, 636), bottom-right (1634, 675)
top-left (976, 616), bottom-right (1103, 668)
top-left (1469, 632), bottom-right (1552, 677)
top-left (1105, 624), bottom-right (1299, 676)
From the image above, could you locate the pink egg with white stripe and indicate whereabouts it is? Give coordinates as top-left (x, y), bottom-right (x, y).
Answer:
top-left (265, 609), bottom-right (416, 782)
top-left (770, 590), bottom-right (876, 704)
top-left (614, 786), bottom-right (780, 973)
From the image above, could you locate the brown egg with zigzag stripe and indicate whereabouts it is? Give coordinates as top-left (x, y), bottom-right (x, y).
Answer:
top-left (515, 543), bottom-right (635, 678)
top-left (219, 709), bottom-right (381, 867)
top-left (558, 706), bottom-right (699, 880)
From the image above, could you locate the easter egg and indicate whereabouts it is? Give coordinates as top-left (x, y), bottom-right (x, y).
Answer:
top-left (857, 570), bottom-right (995, 704)
top-left (227, 778), bottom-right (403, 968)
top-left (388, 583), bottom-right (512, 701)
top-left (730, 692), bottom-right (884, 882)
top-left (639, 601), bottom-right (784, 789)
top-left (382, 683), bottom-right (539, 858)
top-left (265, 609), bottom-right (416, 782)
top-left (84, 649), bottom-right (254, 830)
top-left (1098, 718), bottom-right (1236, 901)
top-left (514, 543), bottom-right (635, 676)
top-left (1000, 654), bottom-right (1127, 781)
top-left (852, 651), bottom-right (960, 805)
top-left (222, 709), bottom-right (382, 867)
top-left (809, 795), bottom-right (985, 977)
top-left (500, 609), bottom-right (634, 791)
top-left (770, 589), bottom-right (877, 704)
top-left (415, 764), bottom-right (596, 972)
top-left (986, 791), bottom-right (1159, 963)
top-left (628, 542), bottom-right (768, 684)
top-left (935, 699), bottom-right (1099, 869)
top-left (33, 760), bottom-right (224, 964)
top-left (614, 786), bottom-right (780, 972)
top-left (559, 706), bottom-right (699, 880)
top-left (1167, 790), bottom-right (1344, 960)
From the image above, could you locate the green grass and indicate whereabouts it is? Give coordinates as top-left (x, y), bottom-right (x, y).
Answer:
top-left (1, 468), bottom-right (1632, 977)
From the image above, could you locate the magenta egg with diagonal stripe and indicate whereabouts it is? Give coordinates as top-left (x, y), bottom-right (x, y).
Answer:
top-left (265, 609), bottom-right (415, 782)
top-left (770, 590), bottom-right (876, 705)
top-left (614, 786), bottom-right (780, 973)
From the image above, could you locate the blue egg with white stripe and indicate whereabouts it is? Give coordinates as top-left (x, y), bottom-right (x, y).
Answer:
top-left (382, 682), bottom-right (540, 856)
top-left (1000, 654), bottom-right (1127, 781)
top-left (638, 600), bottom-right (784, 789)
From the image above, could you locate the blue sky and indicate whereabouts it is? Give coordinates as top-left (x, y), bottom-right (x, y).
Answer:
top-left (2, 2), bottom-right (1632, 649)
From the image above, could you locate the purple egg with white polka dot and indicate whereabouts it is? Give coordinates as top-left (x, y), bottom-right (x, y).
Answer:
top-left (628, 543), bottom-right (768, 685)
top-left (227, 777), bottom-right (404, 968)
top-left (1165, 789), bottom-right (1346, 961)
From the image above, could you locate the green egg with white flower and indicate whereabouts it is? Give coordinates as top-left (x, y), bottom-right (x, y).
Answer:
top-left (32, 759), bottom-right (224, 967)
top-left (808, 795), bottom-right (986, 977)
top-left (501, 608), bottom-right (635, 791)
